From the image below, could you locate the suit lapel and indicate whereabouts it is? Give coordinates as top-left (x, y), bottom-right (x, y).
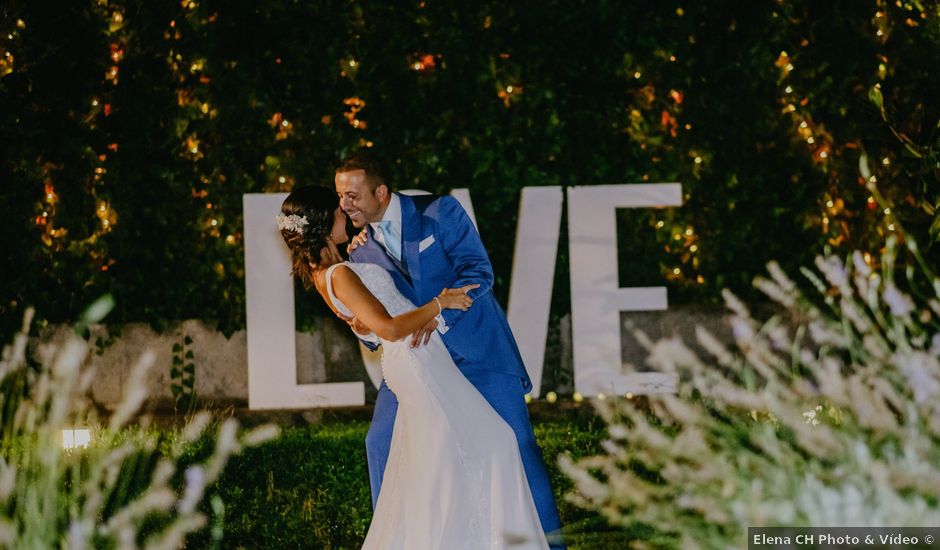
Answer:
top-left (399, 194), bottom-right (422, 295)
top-left (356, 226), bottom-right (401, 274)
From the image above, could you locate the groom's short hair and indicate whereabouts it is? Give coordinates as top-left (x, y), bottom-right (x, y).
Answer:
top-left (336, 151), bottom-right (387, 192)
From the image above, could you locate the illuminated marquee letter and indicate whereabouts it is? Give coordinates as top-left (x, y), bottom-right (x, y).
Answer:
top-left (567, 184), bottom-right (682, 396)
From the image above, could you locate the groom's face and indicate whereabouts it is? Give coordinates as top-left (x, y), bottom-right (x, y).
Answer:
top-left (335, 169), bottom-right (388, 228)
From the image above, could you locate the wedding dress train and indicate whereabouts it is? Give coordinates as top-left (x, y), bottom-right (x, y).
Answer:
top-left (325, 262), bottom-right (549, 550)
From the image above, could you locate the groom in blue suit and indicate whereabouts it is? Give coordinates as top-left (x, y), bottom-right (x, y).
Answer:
top-left (334, 152), bottom-right (564, 547)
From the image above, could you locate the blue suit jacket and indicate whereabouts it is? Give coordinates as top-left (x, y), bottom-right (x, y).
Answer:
top-left (349, 193), bottom-right (532, 393)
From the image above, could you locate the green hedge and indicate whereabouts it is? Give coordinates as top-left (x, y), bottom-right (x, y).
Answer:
top-left (2, 1), bottom-right (937, 336)
top-left (182, 419), bottom-right (646, 549)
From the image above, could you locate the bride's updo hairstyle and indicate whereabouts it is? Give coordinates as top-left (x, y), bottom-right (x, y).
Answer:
top-left (278, 186), bottom-right (339, 289)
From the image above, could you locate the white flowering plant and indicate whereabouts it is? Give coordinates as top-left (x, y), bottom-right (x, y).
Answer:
top-left (0, 299), bottom-right (279, 549)
top-left (561, 210), bottom-right (940, 547)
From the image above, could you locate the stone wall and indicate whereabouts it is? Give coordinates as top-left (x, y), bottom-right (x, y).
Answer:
top-left (32, 305), bottom-right (740, 411)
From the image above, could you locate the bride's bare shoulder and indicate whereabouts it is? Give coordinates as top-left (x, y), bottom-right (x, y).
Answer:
top-left (328, 263), bottom-right (361, 292)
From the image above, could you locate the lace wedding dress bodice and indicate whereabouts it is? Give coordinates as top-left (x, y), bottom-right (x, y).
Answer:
top-left (325, 262), bottom-right (416, 322)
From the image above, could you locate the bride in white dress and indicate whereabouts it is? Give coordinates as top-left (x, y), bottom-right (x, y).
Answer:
top-left (277, 186), bottom-right (549, 550)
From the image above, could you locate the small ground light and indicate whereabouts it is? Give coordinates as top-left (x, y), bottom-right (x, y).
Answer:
top-left (524, 394), bottom-right (532, 403)
top-left (572, 392), bottom-right (584, 403)
top-left (62, 428), bottom-right (91, 450)
top-left (545, 391), bottom-right (557, 403)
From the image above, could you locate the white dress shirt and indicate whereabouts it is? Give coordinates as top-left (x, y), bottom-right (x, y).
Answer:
top-left (369, 193), bottom-right (402, 258)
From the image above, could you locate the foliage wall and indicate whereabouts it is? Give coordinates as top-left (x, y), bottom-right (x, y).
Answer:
top-left (1, 0), bottom-right (937, 336)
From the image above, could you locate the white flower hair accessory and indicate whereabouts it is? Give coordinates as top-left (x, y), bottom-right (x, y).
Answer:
top-left (276, 213), bottom-right (309, 234)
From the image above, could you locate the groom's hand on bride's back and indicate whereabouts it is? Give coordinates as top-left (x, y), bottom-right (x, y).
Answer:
top-left (410, 318), bottom-right (438, 348)
top-left (336, 311), bottom-right (372, 336)
top-left (346, 228), bottom-right (368, 254)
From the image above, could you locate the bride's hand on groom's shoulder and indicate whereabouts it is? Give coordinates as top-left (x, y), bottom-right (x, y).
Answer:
top-left (346, 228), bottom-right (368, 253)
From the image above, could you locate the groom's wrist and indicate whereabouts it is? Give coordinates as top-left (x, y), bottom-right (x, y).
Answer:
top-left (434, 314), bottom-right (449, 334)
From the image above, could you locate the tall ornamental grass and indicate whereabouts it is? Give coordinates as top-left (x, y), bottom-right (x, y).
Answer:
top-left (0, 300), bottom-right (278, 549)
top-left (562, 209), bottom-right (940, 548)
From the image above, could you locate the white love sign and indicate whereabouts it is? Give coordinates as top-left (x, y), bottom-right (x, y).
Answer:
top-left (243, 183), bottom-right (682, 409)
top-left (565, 184), bottom-right (681, 397)
top-left (243, 193), bottom-right (365, 409)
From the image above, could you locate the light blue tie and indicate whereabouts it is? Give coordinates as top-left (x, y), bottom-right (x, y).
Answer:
top-left (376, 220), bottom-right (401, 261)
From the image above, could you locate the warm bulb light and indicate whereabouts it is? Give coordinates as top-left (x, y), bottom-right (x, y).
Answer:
top-left (62, 429), bottom-right (91, 450)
